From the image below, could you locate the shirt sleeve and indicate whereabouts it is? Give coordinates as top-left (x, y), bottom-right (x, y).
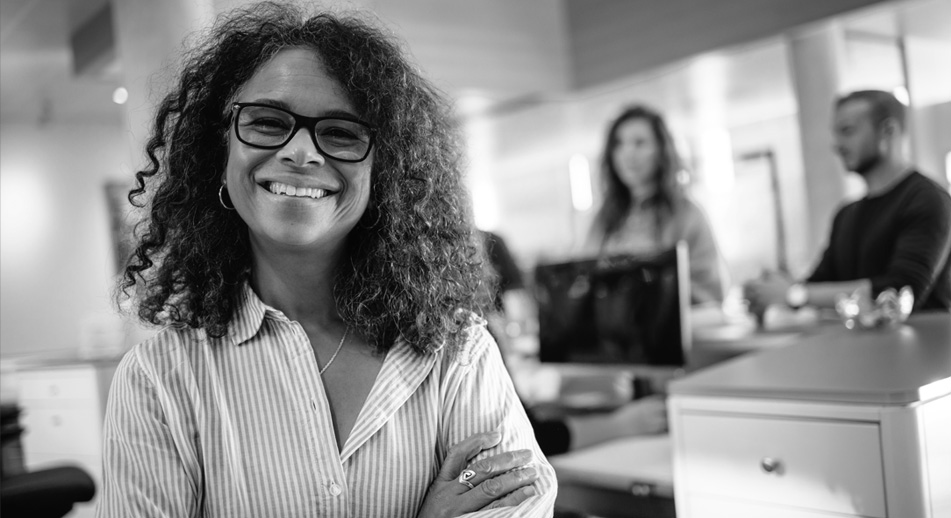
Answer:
top-left (868, 187), bottom-right (951, 306)
top-left (97, 350), bottom-right (201, 518)
top-left (806, 209), bottom-right (844, 284)
top-left (440, 326), bottom-right (558, 517)
top-left (680, 200), bottom-right (726, 304)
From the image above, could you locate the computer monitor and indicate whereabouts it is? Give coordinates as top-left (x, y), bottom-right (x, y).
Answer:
top-left (533, 242), bottom-right (691, 366)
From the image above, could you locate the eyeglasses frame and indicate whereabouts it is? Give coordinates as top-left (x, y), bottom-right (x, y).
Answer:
top-left (231, 102), bottom-right (376, 163)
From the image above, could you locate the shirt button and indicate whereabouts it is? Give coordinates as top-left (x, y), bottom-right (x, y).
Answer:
top-left (329, 483), bottom-right (342, 496)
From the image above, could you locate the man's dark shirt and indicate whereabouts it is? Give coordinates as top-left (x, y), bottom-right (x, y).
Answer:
top-left (807, 171), bottom-right (951, 311)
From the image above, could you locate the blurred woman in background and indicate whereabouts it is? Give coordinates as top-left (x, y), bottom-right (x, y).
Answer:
top-left (588, 105), bottom-right (726, 305)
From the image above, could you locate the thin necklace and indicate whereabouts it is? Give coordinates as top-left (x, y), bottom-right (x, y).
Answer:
top-left (319, 326), bottom-right (350, 375)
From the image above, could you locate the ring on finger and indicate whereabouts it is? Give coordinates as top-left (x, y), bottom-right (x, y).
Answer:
top-left (457, 468), bottom-right (476, 490)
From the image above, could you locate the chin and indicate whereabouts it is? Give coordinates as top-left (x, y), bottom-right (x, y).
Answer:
top-left (254, 225), bottom-right (333, 250)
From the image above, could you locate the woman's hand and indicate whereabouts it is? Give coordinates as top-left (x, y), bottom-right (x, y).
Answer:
top-left (610, 395), bottom-right (668, 436)
top-left (417, 431), bottom-right (539, 518)
top-left (566, 395), bottom-right (669, 450)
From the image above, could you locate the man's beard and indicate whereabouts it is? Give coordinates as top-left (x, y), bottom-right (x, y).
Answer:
top-left (851, 151), bottom-right (882, 176)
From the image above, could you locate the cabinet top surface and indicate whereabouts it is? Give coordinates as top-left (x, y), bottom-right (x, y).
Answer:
top-left (4, 354), bottom-right (122, 372)
top-left (670, 313), bottom-right (951, 404)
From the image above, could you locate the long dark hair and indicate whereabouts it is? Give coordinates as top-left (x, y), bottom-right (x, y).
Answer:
top-left (591, 105), bottom-right (684, 245)
top-left (116, 2), bottom-right (489, 355)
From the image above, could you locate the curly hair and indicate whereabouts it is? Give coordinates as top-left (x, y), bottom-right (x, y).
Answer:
top-left (117, 1), bottom-right (490, 355)
top-left (591, 105), bottom-right (685, 245)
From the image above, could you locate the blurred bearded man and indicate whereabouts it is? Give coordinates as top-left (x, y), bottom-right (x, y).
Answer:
top-left (744, 89), bottom-right (951, 313)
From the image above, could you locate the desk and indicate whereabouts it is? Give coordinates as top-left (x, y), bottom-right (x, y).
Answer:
top-left (535, 326), bottom-right (805, 517)
top-left (688, 327), bottom-right (804, 371)
top-left (550, 436), bottom-right (675, 518)
top-left (519, 323), bottom-right (807, 419)
top-left (538, 314), bottom-right (950, 517)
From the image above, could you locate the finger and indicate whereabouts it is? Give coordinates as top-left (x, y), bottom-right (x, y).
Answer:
top-left (464, 465), bottom-right (539, 508)
top-left (464, 449), bottom-right (534, 486)
top-left (482, 486), bottom-right (536, 511)
top-left (437, 431), bottom-right (501, 482)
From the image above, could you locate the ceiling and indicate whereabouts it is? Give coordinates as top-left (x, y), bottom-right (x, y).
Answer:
top-left (1, 0), bottom-right (119, 124)
top-left (1, 0), bottom-right (949, 127)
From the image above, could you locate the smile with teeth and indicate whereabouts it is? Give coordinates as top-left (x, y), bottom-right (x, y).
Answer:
top-left (266, 181), bottom-right (332, 199)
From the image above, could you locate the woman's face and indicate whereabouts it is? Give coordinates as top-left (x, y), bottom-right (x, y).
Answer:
top-left (611, 117), bottom-right (659, 196)
top-left (224, 47), bottom-right (373, 255)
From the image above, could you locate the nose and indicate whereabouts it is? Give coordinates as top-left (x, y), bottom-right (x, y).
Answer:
top-left (277, 126), bottom-right (326, 166)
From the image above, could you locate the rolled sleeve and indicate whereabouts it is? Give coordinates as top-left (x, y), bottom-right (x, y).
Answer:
top-left (97, 351), bottom-right (200, 518)
top-left (440, 326), bottom-right (557, 516)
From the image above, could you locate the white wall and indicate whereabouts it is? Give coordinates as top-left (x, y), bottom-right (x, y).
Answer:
top-left (906, 34), bottom-right (951, 184)
top-left (0, 122), bottom-right (131, 358)
top-left (722, 115), bottom-right (810, 280)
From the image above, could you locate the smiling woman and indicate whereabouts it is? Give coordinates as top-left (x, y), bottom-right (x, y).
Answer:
top-left (101, 2), bottom-right (556, 517)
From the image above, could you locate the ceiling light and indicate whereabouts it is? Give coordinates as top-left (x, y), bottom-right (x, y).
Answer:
top-left (892, 86), bottom-right (910, 106)
top-left (112, 87), bottom-right (128, 105)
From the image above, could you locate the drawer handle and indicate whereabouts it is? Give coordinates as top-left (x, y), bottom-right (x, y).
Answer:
top-left (629, 482), bottom-right (654, 497)
top-left (760, 457), bottom-right (783, 475)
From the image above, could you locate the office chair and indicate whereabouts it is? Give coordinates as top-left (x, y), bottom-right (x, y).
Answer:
top-left (1, 403), bottom-right (96, 518)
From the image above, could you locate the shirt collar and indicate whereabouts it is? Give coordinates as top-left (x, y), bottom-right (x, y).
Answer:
top-left (223, 282), bottom-right (269, 347)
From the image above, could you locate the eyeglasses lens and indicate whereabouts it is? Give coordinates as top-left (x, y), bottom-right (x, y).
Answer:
top-left (235, 105), bottom-right (371, 161)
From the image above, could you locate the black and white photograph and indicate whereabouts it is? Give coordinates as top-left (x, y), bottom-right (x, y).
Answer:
top-left (1, 0), bottom-right (949, 517)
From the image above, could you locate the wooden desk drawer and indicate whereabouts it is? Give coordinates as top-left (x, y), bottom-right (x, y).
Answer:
top-left (679, 413), bottom-right (886, 518)
top-left (18, 368), bottom-right (97, 403)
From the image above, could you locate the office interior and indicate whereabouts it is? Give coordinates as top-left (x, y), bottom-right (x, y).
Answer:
top-left (0, 0), bottom-right (949, 517)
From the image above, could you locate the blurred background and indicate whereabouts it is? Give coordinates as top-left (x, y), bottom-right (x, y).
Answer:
top-left (0, 0), bottom-right (949, 516)
top-left (2, 0), bottom-right (948, 360)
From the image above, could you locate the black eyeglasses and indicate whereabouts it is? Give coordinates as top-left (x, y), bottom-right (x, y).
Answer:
top-left (231, 103), bottom-right (375, 163)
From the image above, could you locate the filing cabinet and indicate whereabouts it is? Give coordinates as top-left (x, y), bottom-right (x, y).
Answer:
top-left (669, 315), bottom-right (951, 518)
top-left (16, 361), bottom-right (118, 518)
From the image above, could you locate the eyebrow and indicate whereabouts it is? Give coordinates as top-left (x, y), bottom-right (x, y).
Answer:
top-left (245, 98), bottom-right (361, 120)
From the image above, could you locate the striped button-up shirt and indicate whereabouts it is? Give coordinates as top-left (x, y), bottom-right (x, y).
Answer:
top-left (97, 286), bottom-right (556, 517)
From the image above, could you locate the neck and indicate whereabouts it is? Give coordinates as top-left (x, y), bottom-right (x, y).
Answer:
top-left (249, 241), bottom-right (343, 328)
top-left (862, 156), bottom-right (911, 196)
top-left (630, 183), bottom-right (657, 207)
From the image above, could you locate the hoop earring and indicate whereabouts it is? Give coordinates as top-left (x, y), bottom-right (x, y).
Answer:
top-left (218, 185), bottom-right (235, 211)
